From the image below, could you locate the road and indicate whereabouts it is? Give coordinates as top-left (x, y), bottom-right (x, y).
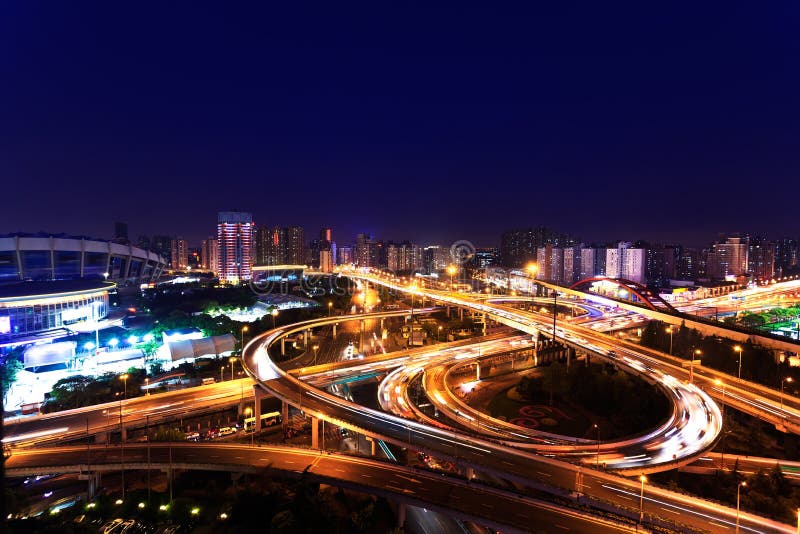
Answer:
top-left (243, 306), bottom-right (791, 533)
top-left (5, 443), bottom-right (642, 534)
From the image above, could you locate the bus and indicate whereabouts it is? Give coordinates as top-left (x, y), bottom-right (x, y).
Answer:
top-left (243, 411), bottom-right (282, 432)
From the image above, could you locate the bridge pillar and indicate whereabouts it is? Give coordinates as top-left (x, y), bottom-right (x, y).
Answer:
top-left (87, 471), bottom-right (101, 499)
top-left (476, 362), bottom-right (481, 381)
top-left (459, 308), bottom-right (464, 321)
top-left (333, 323), bottom-right (337, 339)
top-left (396, 502), bottom-right (407, 528)
top-left (304, 329), bottom-right (309, 348)
top-left (380, 318), bottom-right (384, 330)
top-left (359, 320), bottom-right (365, 353)
top-left (281, 401), bottom-right (289, 432)
top-left (311, 417), bottom-right (320, 449)
top-left (253, 385), bottom-right (268, 431)
top-left (281, 337), bottom-right (286, 356)
top-left (464, 466), bottom-right (475, 480)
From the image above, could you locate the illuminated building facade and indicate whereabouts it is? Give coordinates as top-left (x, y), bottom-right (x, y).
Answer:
top-left (217, 211), bottom-right (254, 283)
top-left (170, 237), bottom-right (189, 269)
top-left (0, 280), bottom-right (112, 343)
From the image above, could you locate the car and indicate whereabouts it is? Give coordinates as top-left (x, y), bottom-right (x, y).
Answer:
top-left (218, 426), bottom-right (236, 436)
top-left (185, 432), bottom-right (200, 442)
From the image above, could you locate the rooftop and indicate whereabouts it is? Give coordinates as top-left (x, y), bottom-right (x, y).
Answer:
top-left (0, 280), bottom-right (115, 299)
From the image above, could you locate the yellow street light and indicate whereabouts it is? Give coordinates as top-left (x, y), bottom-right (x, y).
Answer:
top-left (639, 475), bottom-right (647, 524)
top-left (734, 345), bottom-right (743, 379)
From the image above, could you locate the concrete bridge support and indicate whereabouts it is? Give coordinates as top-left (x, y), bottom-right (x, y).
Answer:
top-left (304, 329), bottom-right (309, 348)
top-left (359, 320), bottom-right (365, 353)
top-left (396, 502), bottom-right (407, 528)
top-left (333, 323), bottom-right (337, 339)
top-left (281, 337), bottom-right (286, 356)
top-left (253, 385), bottom-right (269, 431)
top-left (311, 417), bottom-right (320, 449)
top-left (281, 401), bottom-right (289, 432)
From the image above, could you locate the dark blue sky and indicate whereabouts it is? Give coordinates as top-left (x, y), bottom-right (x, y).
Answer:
top-left (2, 3), bottom-right (799, 248)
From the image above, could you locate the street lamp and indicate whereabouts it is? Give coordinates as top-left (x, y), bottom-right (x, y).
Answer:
top-left (229, 356), bottom-right (237, 381)
top-left (736, 481), bottom-right (747, 533)
top-left (734, 345), bottom-right (743, 379)
top-left (120, 373), bottom-right (129, 400)
top-left (271, 309), bottom-right (279, 329)
top-left (144, 378), bottom-right (150, 396)
top-left (593, 424), bottom-right (600, 468)
top-left (715, 379), bottom-right (726, 419)
top-left (244, 407), bottom-right (253, 446)
top-left (690, 349), bottom-right (702, 384)
top-left (312, 344), bottom-right (320, 365)
top-left (781, 377), bottom-right (793, 412)
top-left (639, 475), bottom-right (647, 524)
top-left (447, 264), bottom-right (457, 289)
top-left (241, 325), bottom-right (249, 351)
top-left (328, 301), bottom-right (333, 317)
top-left (665, 326), bottom-right (674, 355)
top-left (437, 325), bottom-right (443, 342)
top-left (525, 262), bottom-right (538, 297)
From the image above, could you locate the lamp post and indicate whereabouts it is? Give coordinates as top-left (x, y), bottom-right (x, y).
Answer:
top-left (328, 301), bottom-right (333, 317)
top-left (734, 345), bottom-right (743, 379)
top-left (245, 407), bottom-right (253, 446)
top-left (437, 325), bottom-right (442, 342)
top-left (593, 424), bottom-right (600, 469)
top-left (144, 378), bottom-right (149, 396)
top-left (782, 377), bottom-right (793, 412)
top-left (715, 378), bottom-right (726, 419)
top-left (240, 325), bottom-right (249, 351)
top-left (229, 356), bottom-right (237, 381)
top-left (690, 349), bottom-right (702, 384)
top-left (271, 309), bottom-right (279, 329)
top-left (447, 265), bottom-right (457, 290)
top-left (121, 373), bottom-right (129, 400)
top-left (665, 326), bottom-right (674, 355)
top-left (312, 344), bottom-right (320, 365)
top-left (639, 475), bottom-right (647, 524)
top-left (736, 481), bottom-right (747, 533)
top-left (526, 262), bottom-right (538, 299)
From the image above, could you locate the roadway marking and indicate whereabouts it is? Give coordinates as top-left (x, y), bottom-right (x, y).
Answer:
top-left (709, 521), bottom-right (730, 530)
top-left (395, 474), bottom-right (422, 484)
top-left (536, 471), bottom-right (552, 478)
top-left (555, 524), bottom-right (569, 530)
top-left (660, 507), bottom-right (680, 515)
top-left (361, 474), bottom-right (372, 478)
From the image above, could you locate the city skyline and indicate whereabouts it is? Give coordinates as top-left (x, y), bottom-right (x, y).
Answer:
top-left (3, 5), bottom-right (800, 246)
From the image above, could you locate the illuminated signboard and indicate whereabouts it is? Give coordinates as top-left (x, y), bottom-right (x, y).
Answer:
top-left (0, 316), bottom-right (10, 334)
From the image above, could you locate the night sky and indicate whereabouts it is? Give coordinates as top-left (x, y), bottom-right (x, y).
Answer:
top-left (2, 4), bottom-right (799, 248)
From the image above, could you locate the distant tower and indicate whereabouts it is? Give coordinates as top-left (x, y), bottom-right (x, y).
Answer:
top-left (217, 211), bottom-right (254, 283)
top-left (201, 237), bottom-right (220, 275)
top-left (170, 238), bottom-right (189, 269)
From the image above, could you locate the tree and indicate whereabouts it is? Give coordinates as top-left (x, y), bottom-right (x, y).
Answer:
top-left (0, 352), bottom-right (24, 398)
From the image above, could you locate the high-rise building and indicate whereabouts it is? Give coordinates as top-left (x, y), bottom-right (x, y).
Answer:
top-left (387, 242), bottom-right (421, 272)
top-left (562, 246), bottom-right (580, 285)
top-left (706, 236), bottom-right (749, 280)
top-left (677, 248), bottom-right (702, 280)
top-left (338, 245), bottom-right (354, 265)
top-left (422, 245), bottom-right (450, 274)
top-left (170, 238), bottom-right (189, 270)
top-left (286, 226), bottom-right (305, 265)
top-left (579, 247), bottom-right (605, 279)
top-left (473, 248), bottom-right (498, 270)
top-left (536, 245), bottom-right (564, 283)
top-left (201, 237), bottom-right (220, 274)
top-left (356, 234), bottom-right (376, 267)
top-left (775, 238), bottom-right (798, 276)
top-left (605, 242), bottom-right (645, 284)
top-left (748, 236), bottom-right (775, 281)
top-left (310, 227), bottom-right (333, 269)
top-left (217, 211), bottom-right (254, 283)
top-left (500, 227), bottom-right (571, 268)
top-left (320, 249), bottom-right (334, 273)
